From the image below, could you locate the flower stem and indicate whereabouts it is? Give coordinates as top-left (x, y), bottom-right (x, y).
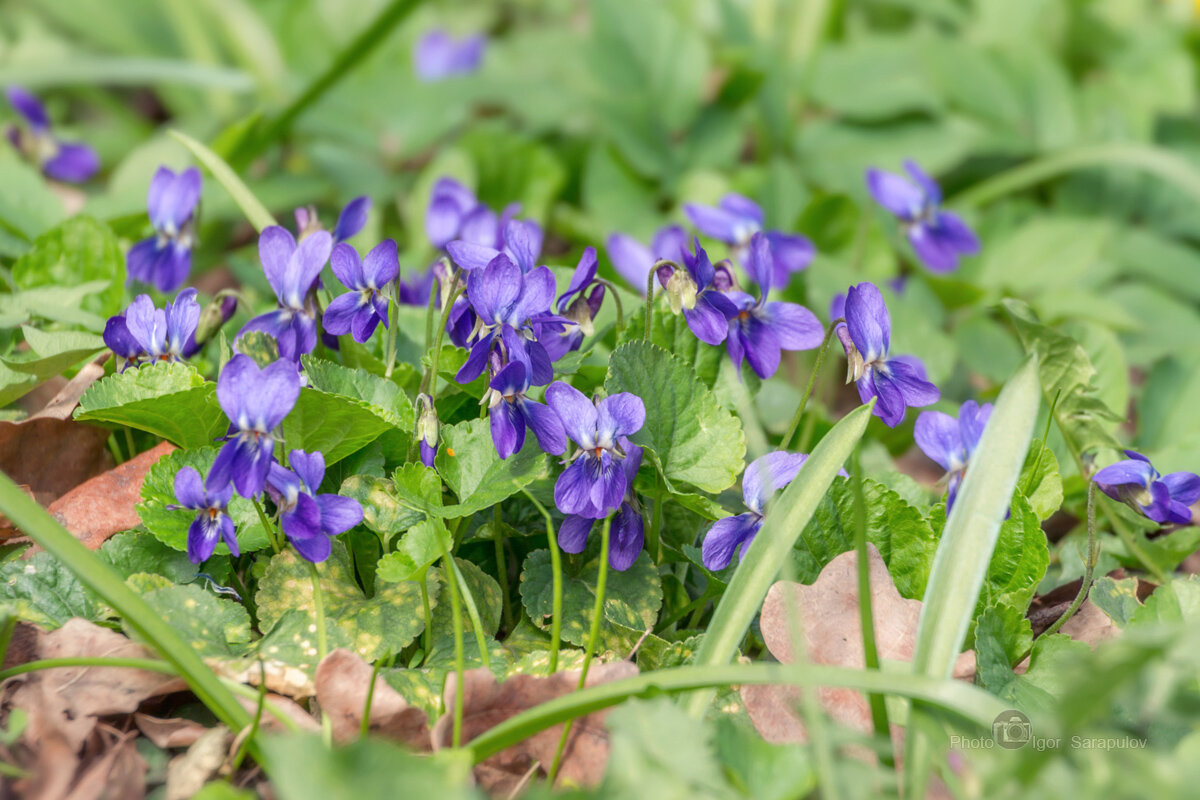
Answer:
top-left (851, 447), bottom-right (893, 767)
top-left (1036, 482), bottom-right (1101, 643)
top-left (493, 505), bottom-right (513, 632)
top-left (547, 514), bottom-right (612, 784)
top-left (360, 650), bottom-right (393, 738)
top-left (594, 278), bottom-right (625, 337)
top-left (443, 547), bottom-right (467, 748)
top-left (419, 270), bottom-right (463, 402)
top-left (383, 278), bottom-right (401, 379)
top-left (252, 498), bottom-right (281, 553)
top-left (647, 479), bottom-right (666, 564)
top-left (307, 560), bottom-right (332, 746)
top-left (520, 486), bottom-right (562, 673)
top-left (643, 268), bottom-right (657, 340)
top-left (782, 319), bottom-right (842, 450)
top-left (420, 572), bottom-right (433, 662)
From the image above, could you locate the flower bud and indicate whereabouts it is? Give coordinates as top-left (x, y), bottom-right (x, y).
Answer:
top-left (417, 393), bottom-right (439, 468)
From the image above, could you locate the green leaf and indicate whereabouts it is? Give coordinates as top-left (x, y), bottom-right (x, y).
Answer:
top-left (605, 340), bottom-right (745, 494)
top-left (986, 634), bottom-right (1090, 714)
top-left (0, 282), bottom-right (109, 331)
top-left (685, 403), bottom-right (873, 717)
top-left (602, 698), bottom-right (734, 799)
top-left (100, 530), bottom-right (210, 583)
top-left (906, 357), bottom-right (1041, 798)
top-left (233, 330), bottom-right (280, 367)
top-left (520, 548), bottom-right (663, 647)
top-left (434, 418), bottom-right (548, 518)
top-left (300, 356), bottom-right (415, 432)
top-left (255, 540), bottom-right (434, 661)
top-left (136, 447), bottom-right (273, 554)
top-left (618, 304), bottom-right (723, 388)
top-left (280, 386), bottom-right (396, 466)
top-left (169, 129), bottom-right (276, 232)
top-left (0, 552), bottom-right (100, 628)
top-left (1018, 440), bottom-right (1063, 521)
top-left (1089, 576), bottom-right (1142, 627)
top-left (791, 477), bottom-right (938, 600)
top-left (341, 464), bottom-right (443, 541)
top-left (375, 519), bottom-right (451, 583)
top-left (973, 603), bottom-right (1033, 691)
top-left (2, 327), bottom-right (105, 378)
top-left (430, 557), bottom-right (503, 637)
top-left (137, 584), bottom-right (252, 657)
top-left (0, 149), bottom-right (64, 246)
top-left (1130, 577), bottom-right (1200, 626)
top-left (10, 216), bottom-right (125, 318)
top-left (75, 361), bottom-right (228, 448)
top-left (713, 715), bottom-right (816, 800)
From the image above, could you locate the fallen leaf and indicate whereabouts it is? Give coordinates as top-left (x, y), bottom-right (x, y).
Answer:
top-left (4, 618), bottom-right (185, 751)
top-left (0, 417), bottom-right (111, 507)
top-left (166, 726), bottom-right (231, 800)
top-left (29, 440), bottom-right (176, 551)
top-left (745, 545), bottom-right (975, 745)
top-left (63, 730), bottom-right (147, 800)
top-left (432, 661), bottom-right (638, 794)
top-left (314, 648), bottom-right (430, 746)
top-left (235, 692), bottom-right (320, 734)
top-left (30, 353), bottom-right (109, 421)
top-left (134, 713), bottom-right (208, 749)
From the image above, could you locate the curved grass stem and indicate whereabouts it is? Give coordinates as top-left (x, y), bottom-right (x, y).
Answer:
top-left (519, 487), bottom-right (562, 673)
top-left (782, 319), bottom-right (842, 450)
top-left (308, 561), bottom-right (332, 746)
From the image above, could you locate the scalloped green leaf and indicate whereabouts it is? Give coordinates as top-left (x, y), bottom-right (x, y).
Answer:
top-left (11, 216), bottom-right (125, 318)
top-left (75, 361), bottom-right (227, 447)
top-left (435, 418), bottom-right (548, 518)
top-left (0, 552), bottom-right (100, 628)
top-left (137, 583), bottom-right (252, 657)
top-left (280, 386), bottom-right (395, 466)
top-left (301, 356), bottom-right (415, 432)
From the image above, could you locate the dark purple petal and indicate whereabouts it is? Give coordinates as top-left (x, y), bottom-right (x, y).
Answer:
top-left (174, 466), bottom-right (207, 509)
top-left (684, 238), bottom-right (716, 287)
top-left (292, 531), bottom-right (332, 563)
top-left (683, 293), bottom-right (734, 345)
top-left (742, 452), bottom-right (808, 515)
top-left (524, 339), bottom-right (554, 387)
top-left (6, 86), bottom-right (48, 129)
top-left (914, 411), bottom-right (963, 473)
top-left (456, 334), bottom-right (494, 384)
top-left (1140, 481), bottom-right (1174, 524)
top-left (103, 316), bottom-right (142, 360)
top-left (153, 167), bottom-right (202, 231)
top-left (154, 245), bottom-right (193, 293)
top-left (187, 515), bottom-right (220, 564)
top-left (427, 196), bottom-right (466, 249)
top-left (220, 515), bottom-right (240, 557)
top-left (490, 399), bottom-right (526, 459)
top-left (885, 357), bottom-right (940, 410)
top-left (554, 459), bottom-right (595, 517)
top-left (740, 314), bottom-right (782, 379)
top-left (259, 226), bottom-right (298, 303)
top-left (522, 398), bottom-right (567, 456)
top-left (558, 515), bottom-right (592, 554)
top-left (606, 233), bottom-right (654, 293)
top-left (281, 230), bottom-right (332, 307)
top-left (490, 360), bottom-right (528, 395)
top-left (905, 160), bottom-right (942, 205)
top-left (350, 304), bottom-right (382, 343)
top-left (503, 219), bottom-right (541, 273)
top-left (866, 168), bottom-right (923, 219)
top-left (420, 440), bottom-right (437, 468)
top-left (42, 142), bottom-right (99, 183)
top-left (958, 400), bottom-right (992, 454)
top-left (556, 247), bottom-right (598, 311)
top-left (289, 450), bottom-right (325, 494)
top-left (316, 494), bottom-right (363, 535)
top-left (231, 436), bottom-right (275, 498)
top-left (1093, 459), bottom-right (1156, 498)
top-left (720, 194), bottom-right (764, 225)
top-left (829, 293), bottom-right (847, 323)
top-left (764, 231), bottom-right (815, 286)
top-left (126, 238), bottom-right (166, 288)
top-left (323, 292), bottom-right (362, 336)
top-left (546, 381), bottom-right (598, 449)
top-left (460, 206), bottom-right (501, 247)
top-left (743, 232), bottom-right (774, 293)
top-left (468, 254), bottom-right (521, 325)
top-left (764, 302), bottom-right (823, 351)
top-left (362, 239), bottom-right (399, 287)
top-left (908, 223), bottom-right (965, 274)
top-left (123, 295), bottom-right (159, 354)
top-left (609, 504), bottom-right (644, 571)
top-left (329, 243), bottom-right (365, 290)
top-left (597, 393), bottom-right (645, 444)
top-left (587, 450), bottom-right (626, 518)
top-left (449, 241), bottom-right (502, 273)
top-left (845, 282), bottom-right (890, 361)
top-left (333, 196), bottom-right (370, 243)
top-left (446, 298), bottom-right (475, 347)
top-left (207, 441), bottom-right (237, 494)
top-left (513, 266), bottom-right (557, 323)
top-left (684, 202), bottom-right (746, 244)
top-left (701, 512), bottom-right (762, 571)
top-left (934, 211), bottom-right (979, 255)
top-left (1162, 472), bottom-right (1200, 506)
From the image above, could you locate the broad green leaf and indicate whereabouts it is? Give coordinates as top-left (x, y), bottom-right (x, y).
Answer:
top-left (618, 303), bottom-right (723, 388)
top-left (602, 698), bottom-right (734, 798)
top-left (685, 403), bottom-right (873, 717)
top-left (978, 218), bottom-right (1113, 294)
top-left (1089, 576), bottom-right (1142, 627)
top-left (100, 530), bottom-right (215, 583)
top-left (791, 477), bottom-right (938, 600)
top-left (435, 418), bottom-right (548, 518)
top-left (256, 541), bottom-right (433, 661)
top-left (0, 149), bottom-right (64, 246)
top-left (375, 519), bottom-right (451, 582)
top-left (0, 552), bottom-right (100, 628)
top-left (2, 328), bottom-right (105, 378)
top-left (713, 715), bottom-right (816, 800)
top-left (137, 583), bottom-right (252, 657)
top-left (976, 629), bottom-right (1089, 714)
top-left (973, 603), bottom-right (1033, 687)
top-left (136, 446), bottom-right (272, 554)
top-left (233, 330), bottom-right (280, 367)
top-left (11, 216), bottom-right (125, 318)
top-left (300, 356), bottom-right (415, 432)
top-left (75, 361), bottom-right (228, 447)
top-left (1130, 577), bottom-right (1200, 626)
top-left (430, 557), bottom-right (503, 637)
top-left (520, 548), bottom-right (663, 647)
top-left (169, 129), bottom-right (276, 232)
top-left (341, 464), bottom-right (442, 541)
top-left (1017, 440), bottom-right (1063, 521)
top-left (812, 36), bottom-right (943, 120)
top-left (280, 386), bottom-right (395, 466)
top-left (605, 340), bottom-right (745, 494)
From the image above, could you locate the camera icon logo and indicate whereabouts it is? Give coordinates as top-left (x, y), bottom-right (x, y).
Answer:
top-left (992, 710), bottom-right (1032, 749)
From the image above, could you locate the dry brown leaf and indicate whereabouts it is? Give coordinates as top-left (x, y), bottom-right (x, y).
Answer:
top-left (4, 618), bottom-right (185, 752)
top-left (32, 439), bottom-right (176, 551)
top-left (314, 648), bottom-right (429, 746)
top-left (432, 661), bottom-right (638, 794)
top-left (235, 692), bottom-right (320, 734)
top-left (745, 545), bottom-right (975, 746)
top-left (1058, 601), bottom-right (1120, 647)
top-left (30, 353), bottom-right (109, 421)
top-left (63, 730), bottom-right (147, 800)
top-left (0, 417), bottom-right (111, 507)
top-left (166, 727), bottom-right (231, 800)
top-left (134, 713), bottom-right (208, 749)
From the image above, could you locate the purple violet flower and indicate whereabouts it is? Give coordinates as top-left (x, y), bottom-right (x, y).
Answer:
top-left (655, 238), bottom-right (739, 346)
top-left (1093, 451), bottom-right (1200, 526)
top-left (835, 282), bottom-right (939, 427)
top-left (127, 166), bottom-right (202, 292)
top-left (173, 466), bottom-right (239, 564)
top-left (398, 266), bottom-right (437, 308)
top-left (323, 239), bottom-right (399, 343)
top-left (266, 450), bottom-right (363, 563)
top-left (295, 196), bottom-right (370, 244)
top-left (455, 254), bottom-right (560, 386)
top-left (684, 194), bottom-right (815, 289)
top-left (604, 225), bottom-right (688, 294)
top-left (414, 30), bottom-right (486, 82)
top-left (103, 289), bottom-right (201, 369)
top-left (447, 218), bottom-right (543, 274)
top-left (546, 382), bottom-right (645, 520)
top-left (426, 178), bottom-right (517, 251)
top-left (208, 354), bottom-right (301, 498)
top-left (702, 452), bottom-right (835, 570)
top-left (487, 361), bottom-right (567, 460)
top-left (914, 400), bottom-right (993, 511)
top-left (238, 226), bottom-right (333, 361)
top-left (558, 444), bottom-right (645, 571)
top-left (416, 394), bottom-right (439, 468)
top-left (724, 233), bottom-right (824, 379)
top-left (548, 247), bottom-right (604, 354)
top-left (866, 160), bottom-right (979, 273)
top-left (5, 86), bottom-right (99, 183)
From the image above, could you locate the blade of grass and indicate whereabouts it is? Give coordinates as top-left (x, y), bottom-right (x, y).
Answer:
top-left (169, 129), bottom-right (277, 233)
top-left (0, 471), bottom-right (252, 734)
top-left (684, 401), bottom-right (874, 718)
top-left (904, 356), bottom-right (1041, 798)
top-left (0, 59), bottom-right (253, 91)
top-left (468, 661), bottom-right (1009, 764)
